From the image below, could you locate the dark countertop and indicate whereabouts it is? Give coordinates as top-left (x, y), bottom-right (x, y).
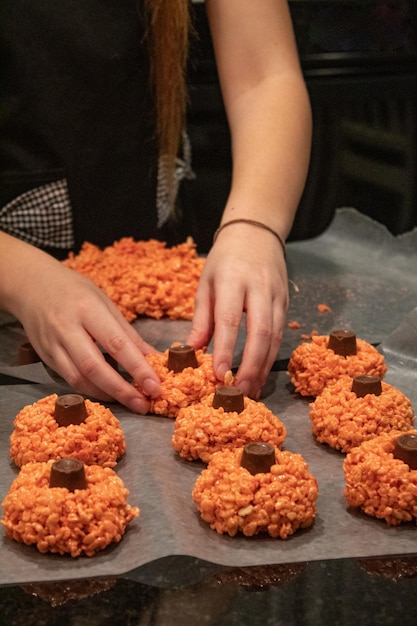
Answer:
top-left (2, 557), bottom-right (417, 625)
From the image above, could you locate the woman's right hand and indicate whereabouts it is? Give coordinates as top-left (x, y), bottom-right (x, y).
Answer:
top-left (0, 232), bottom-right (161, 413)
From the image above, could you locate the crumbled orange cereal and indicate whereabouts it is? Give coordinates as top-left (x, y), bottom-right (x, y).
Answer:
top-left (172, 393), bottom-right (286, 462)
top-left (143, 348), bottom-right (220, 418)
top-left (309, 376), bottom-right (414, 453)
top-left (343, 430), bottom-right (417, 526)
top-left (1, 461), bottom-right (139, 557)
top-left (193, 447), bottom-right (318, 538)
top-left (63, 238), bottom-right (204, 321)
top-left (287, 321), bottom-right (301, 329)
top-left (288, 335), bottom-right (387, 397)
top-left (10, 394), bottom-right (126, 467)
top-left (317, 303), bottom-right (332, 313)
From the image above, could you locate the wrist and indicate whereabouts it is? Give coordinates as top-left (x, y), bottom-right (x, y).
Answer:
top-left (213, 218), bottom-right (286, 259)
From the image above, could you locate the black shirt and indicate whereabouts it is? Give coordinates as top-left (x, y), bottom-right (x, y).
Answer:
top-left (0, 0), bottom-right (191, 255)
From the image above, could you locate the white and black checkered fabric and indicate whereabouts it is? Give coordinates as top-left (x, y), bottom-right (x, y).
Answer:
top-left (0, 179), bottom-right (74, 249)
top-left (156, 130), bottom-right (195, 227)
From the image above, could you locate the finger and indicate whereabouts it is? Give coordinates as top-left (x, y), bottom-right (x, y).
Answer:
top-left (79, 306), bottom-right (162, 398)
top-left (233, 309), bottom-right (273, 397)
top-left (234, 290), bottom-right (286, 397)
top-left (187, 280), bottom-right (214, 350)
top-left (104, 306), bottom-right (158, 356)
top-left (211, 281), bottom-right (245, 381)
top-left (47, 332), bottom-right (152, 414)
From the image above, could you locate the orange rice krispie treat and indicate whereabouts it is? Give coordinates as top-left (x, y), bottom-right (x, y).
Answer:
top-left (10, 394), bottom-right (126, 468)
top-left (144, 344), bottom-right (221, 418)
top-left (309, 375), bottom-right (414, 453)
top-left (193, 442), bottom-right (318, 538)
top-left (343, 429), bottom-right (417, 525)
top-left (63, 237), bottom-right (204, 321)
top-left (288, 330), bottom-right (387, 397)
top-left (1, 458), bottom-right (139, 557)
top-left (172, 386), bottom-right (286, 462)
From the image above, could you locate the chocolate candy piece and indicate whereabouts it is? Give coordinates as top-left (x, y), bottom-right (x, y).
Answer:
top-left (54, 394), bottom-right (88, 427)
top-left (241, 442), bottom-right (276, 475)
top-left (17, 342), bottom-right (41, 365)
top-left (352, 375), bottom-right (382, 398)
top-left (49, 458), bottom-right (87, 491)
top-left (393, 434), bottom-right (417, 470)
top-left (328, 330), bottom-right (357, 357)
top-left (167, 344), bottom-right (199, 372)
top-left (212, 386), bottom-right (245, 413)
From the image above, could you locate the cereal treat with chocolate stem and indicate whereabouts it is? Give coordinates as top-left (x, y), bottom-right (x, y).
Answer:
top-left (10, 394), bottom-right (126, 468)
top-left (1, 459), bottom-right (139, 557)
top-left (193, 443), bottom-right (318, 538)
top-left (144, 344), bottom-right (223, 418)
top-left (172, 386), bottom-right (286, 462)
top-left (288, 330), bottom-right (387, 397)
top-left (343, 430), bottom-right (417, 525)
top-left (309, 375), bottom-right (414, 453)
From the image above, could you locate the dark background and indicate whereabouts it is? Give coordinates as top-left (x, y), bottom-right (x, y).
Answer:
top-left (184, 0), bottom-right (417, 252)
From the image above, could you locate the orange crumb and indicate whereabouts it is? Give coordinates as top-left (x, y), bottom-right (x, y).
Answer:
top-left (287, 321), bottom-right (300, 329)
top-left (317, 303), bottom-right (332, 313)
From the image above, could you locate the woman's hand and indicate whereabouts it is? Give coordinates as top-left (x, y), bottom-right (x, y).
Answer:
top-left (0, 233), bottom-right (161, 413)
top-left (187, 0), bottom-right (312, 396)
top-left (187, 222), bottom-right (288, 398)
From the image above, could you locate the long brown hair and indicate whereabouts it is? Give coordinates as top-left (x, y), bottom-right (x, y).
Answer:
top-left (144, 0), bottom-right (192, 210)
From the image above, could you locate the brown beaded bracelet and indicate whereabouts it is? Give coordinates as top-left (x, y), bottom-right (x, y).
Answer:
top-left (213, 218), bottom-right (286, 259)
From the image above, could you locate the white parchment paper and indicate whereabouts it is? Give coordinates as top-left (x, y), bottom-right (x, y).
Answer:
top-left (0, 209), bottom-right (416, 586)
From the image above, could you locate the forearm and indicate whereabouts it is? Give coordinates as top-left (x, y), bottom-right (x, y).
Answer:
top-left (0, 230), bottom-right (59, 318)
top-left (206, 0), bottom-right (312, 241)
top-left (223, 73), bottom-right (312, 239)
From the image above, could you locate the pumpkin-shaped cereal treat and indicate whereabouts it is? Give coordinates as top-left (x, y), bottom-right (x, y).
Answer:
top-left (1, 458), bottom-right (139, 557)
top-left (193, 442), bottom-right (318, 539)
top-left (288, 330), bottom-right (387, 397)
top-left (144, 344), bottom-right (221, 418)
top-left (10, 394), bottom-right (126, 468)
top-left (172, 386), bottom-right (286, 462)
top-left (309, 375), bottom-right (414, 453)
top-left (343, 430), bottom-right (417, 526)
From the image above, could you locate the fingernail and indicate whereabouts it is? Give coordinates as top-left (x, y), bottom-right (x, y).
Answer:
top-left (235, 379), bottom-right (251, 396)
top-left (142, 377), bottom-right (161, 398)
top-left (129, 397), bottom-right (150, 415)
top-left (216, 362), bottom-right (230, 380)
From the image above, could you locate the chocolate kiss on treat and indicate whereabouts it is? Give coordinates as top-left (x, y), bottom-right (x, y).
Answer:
top-left (17, 342), bottom-right (41, 365)
top-left (328, 330), bottom-right (357, 357)
top-left (54, 394), bottom-right (88, 427)
top-left (393, 434), bottom-right (417, 470)
top-left (212, 386), bottom-right (245, 413)
top-left (167, 344), bottom-right (199, 373)
top-left (49, 458), bottom-right (87, 491)
top-left (352, 375), bottom-right (382, 398)
top-left (241, 442), bottom-right (276, 475)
